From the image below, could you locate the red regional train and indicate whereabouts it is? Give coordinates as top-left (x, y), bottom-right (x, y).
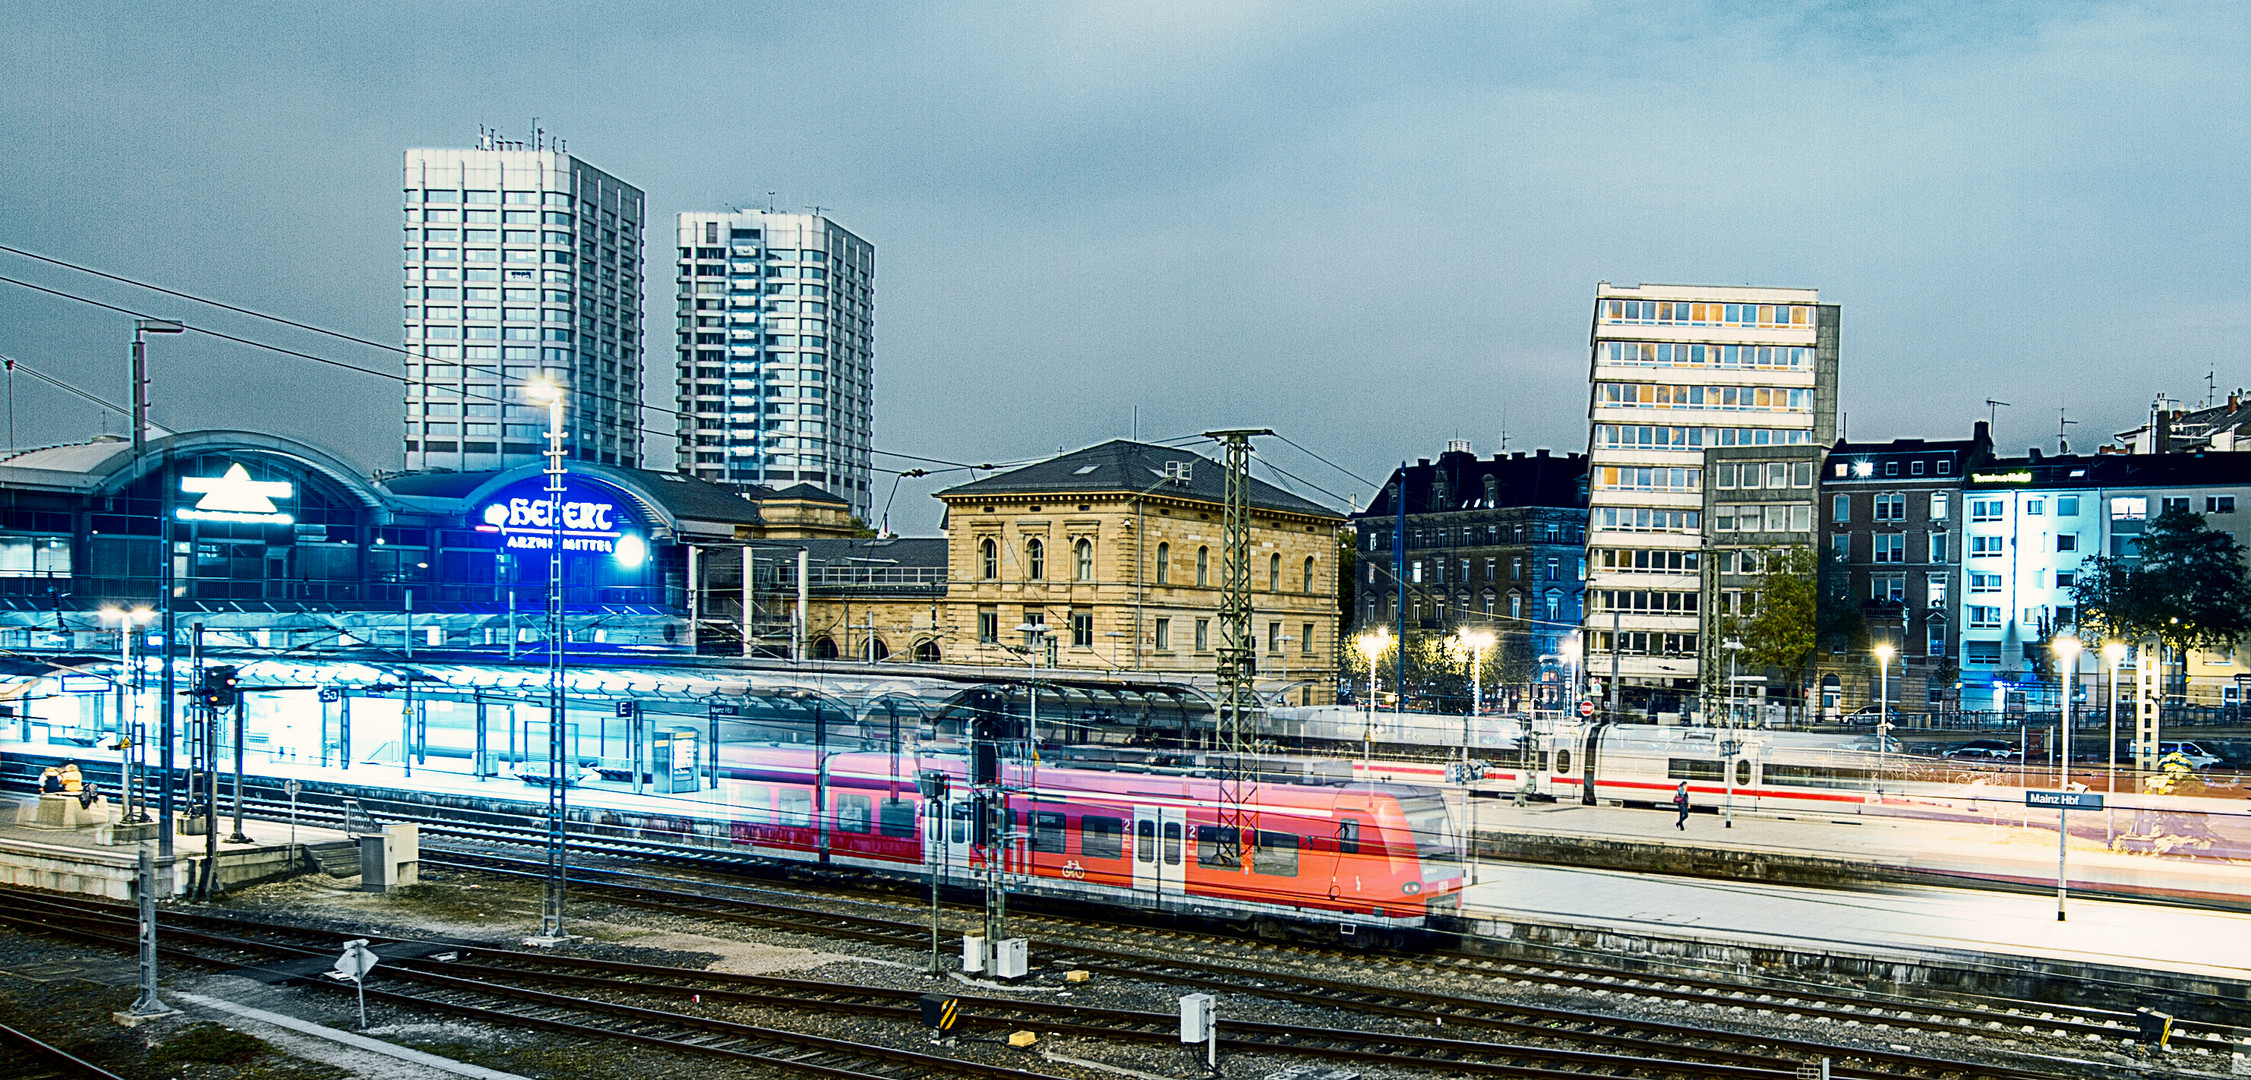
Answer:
top-left (606, 743), bottom-right (1467, 938)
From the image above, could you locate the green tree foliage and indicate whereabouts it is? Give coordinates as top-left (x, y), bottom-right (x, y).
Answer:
top-left (1733, 546), bottom-right (1819, 697)
top-left (2072, 506), bottom-right (2251, 657)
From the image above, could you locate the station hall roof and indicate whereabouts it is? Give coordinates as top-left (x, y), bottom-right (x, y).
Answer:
top-left (938, 440), bottom-right (1341, 519)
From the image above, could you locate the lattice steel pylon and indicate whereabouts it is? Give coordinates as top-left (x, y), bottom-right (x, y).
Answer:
top-left (1204, 428), bottom-right (1271, 869)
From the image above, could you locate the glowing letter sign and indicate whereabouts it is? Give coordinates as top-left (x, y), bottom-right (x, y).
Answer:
top-left (475, 481), bottom-right (632, 555)
top-left (177, 463), bottom-right (296, 524)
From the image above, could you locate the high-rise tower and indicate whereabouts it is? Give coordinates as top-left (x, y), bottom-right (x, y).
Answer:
top-left (1582, 283), bottom-right (1838, 717)
top-left (401, 137), bottom-right (644, 473)
top-left (674, 210), bottom-right (874, 520)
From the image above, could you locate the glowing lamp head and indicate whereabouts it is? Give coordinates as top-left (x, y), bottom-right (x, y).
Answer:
top-left (2053, 635), bottom-right (2083, 663)
top-left (1872, 643), bottom-right (1896, 662)
top-left (526, 375), bottom-right (562, 403)
top-left (2103, 641), bottom-right (2128, 663)
top-left (1354, 628), bottom-right (1391, 662)
top-left (613, 533), bottom-right (647, 568)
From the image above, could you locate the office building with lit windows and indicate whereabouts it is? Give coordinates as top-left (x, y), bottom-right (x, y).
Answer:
top-left (401, 139), bottom-right (644, 473)
top-left (674, 210), bottom-right (875, 521)
top-left (1582, 283), bottom-right (1838, 718)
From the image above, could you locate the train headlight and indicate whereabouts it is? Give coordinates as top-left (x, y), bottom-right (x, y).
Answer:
top-left (1402, 881), bottom-right (1421, 894)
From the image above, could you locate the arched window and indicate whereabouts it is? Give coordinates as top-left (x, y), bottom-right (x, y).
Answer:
top-left (979, 537), bottom-right (998, 580)
top-left (812, 635), bottom-right (838, 659)
top-left (1195, 546), bottom-right (1209, 586)
top-left (1483, 475), bottom-right (1498, 507)
top-left (1302, 556), bottom-right (1317, 593)
top-left (1155, 542), bottom-right (1170, 584)
top-left (1268, 553), bottom-right (1281, 590)
top-left (1025, 537), bottom-right (1045, 580)
top-left (861, 636), bottom-right (890, 661)
top-left (1544, 589), bottom-right (1562, 621)
top-left (913, 639), bottom-right (941, 662)
top-left (1509, 592), bottom-right (1523, 620)
top-left (1074, 537), bottom-right (1093, 581)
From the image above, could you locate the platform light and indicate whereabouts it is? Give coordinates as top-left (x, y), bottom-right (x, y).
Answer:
top-left (613, 533), bottom-right (647, 568)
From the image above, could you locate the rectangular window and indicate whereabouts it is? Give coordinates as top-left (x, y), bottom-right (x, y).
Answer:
top-left (1266, 622), bottom-right (1280, 654)
top-left (1927, 573), bottom-right (1949, 605)
top-left (1969, 605), bottom-right (2003, 628)
top-left (1930, 492), bottom-right (1950, 520)
top-left (880, 799), bottom-right (917, 838)
top-left (2210, 495), bottom-right (2237, 514)
top-left (2163, 496), bottom-right (2191, 514)
top-left (1970, 571), bottom-right (2003, 593)
top-left (2057, 495), bottom-right (2079, 517)
top-left (1071, 611), bottom-right (1093, 648)
top-left (1251, 831), bottom-right (1299, 877)
top-left (1873, 534), bottom-right (1905, 563)
top-left (1873, 575), bottom-right (1905, 601)
top-left (1874, 494), bottom-right (1905, 521)
top-left (2024, 498), bottom-right (2044, 516)
top-left (1832, 494), bottom-right (1850, 523)
top-left (1195, 619), bottom-right (1210, 651)
top-left (779, 789), bottom-right (812, 826)
top-left (1927, 532), bottom-right (1946, 561)
top-left (1966, 640), bottom-right (2001, 665)
top-left (1928, 623), bottom-right (1947, 656)
top-left (1301, 623), bottom-right (1316, 654)
top-left (1032, 811), bottom-right (1067, 854)
top-left (977, 609), bottom-right (998, 643)
top-left (1971, 535), bottom-right (2005, 556)
top-left (1079, 815), bottom-right (1124, 859)
top-left (1971, 499), bottom-right (2006, 522)
top-left (2056, 570), bottom-right (2077, 589)
top-left (835, 792), bottom-right (872, 834)
top-left (2056, 533), bottom-right (2078, 552)
top-left (1195, 824), bottom-right (1241, 869)
top-left (1154, 618), bottom-right (1171, 650)
top-left (2111, 497), bottom-right (2147, 520)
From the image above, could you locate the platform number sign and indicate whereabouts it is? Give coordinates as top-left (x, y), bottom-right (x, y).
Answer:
top-left (318, 688), bottom-right (342, 703)
top-left (615, 701), bottom-right (636, 718)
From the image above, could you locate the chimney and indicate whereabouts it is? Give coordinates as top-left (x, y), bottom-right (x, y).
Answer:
top-left (2154, 408), bottom-right (2173, 455)
top-left (2231, 389), bottom-right (2242, 412)
top-left (1446, 438), bottom-right (1471, 455)
top-left (2027, 448), bottom-right (2042, 462)
top-left (1535, 448), bottom-right (1551, 458)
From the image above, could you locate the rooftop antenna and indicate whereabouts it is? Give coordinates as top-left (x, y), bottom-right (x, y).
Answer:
top-left (531, 117), bottom-right (541, 151)
top-left (1985, 398), bottom-right (2011, 432)
top-left (767, 191), bottom-right (776, 213)
top-left (1498, 404), bottom-right (1510, 454)
top-left (2209, 367), bottom-right (2218, 407)
top-left (2058, 408), bottom-right (2078, 454)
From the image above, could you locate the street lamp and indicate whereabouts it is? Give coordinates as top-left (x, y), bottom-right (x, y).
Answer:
top-left (100, 605), bottom-right (155, 823)
top-left (1354, 628), bottom-right (1392, 775)
top-left (1721, 639), bottom-right (1746, 828)
top-left (525, 375), bottom-right (572, 947)
top-left (130, 319), bottom-right (183, 459)
top-left (1558, 634), bottom-right (1582, 713)
top-left (2103, 640), bottom-right (2127, 842)
top-left (2052, 634), bottom-right (2083, 922)
top-left (1872, 643), bottom-right (1895, 799)
top-left (1451, 628), bottom-right (1496, 764)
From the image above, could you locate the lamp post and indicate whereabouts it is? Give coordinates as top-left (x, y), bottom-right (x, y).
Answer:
top-left (1354, 629), bottom-right (1391, 774)
top-left (1558, 634), bottom-right (1581, 714)
top-left (527, 376), bottom-right (571, 947)
top-left (1722, 639), bottom-right (1746, 828)
top-left (130, 319), bottom-right (183, 459)
top-left (1872, 643), bottom-right (1895, 799)
top-left (100, 606), bottom-right (155, 823)
top-left (1452, 628), bottom-right (1496, 767)
top-left (2103, 640), bottom-right (2126, 843)
top-left (2052, 634), bottom-right (2083, 922)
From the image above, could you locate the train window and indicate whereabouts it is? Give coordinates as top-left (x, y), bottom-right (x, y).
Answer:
top-left (733, 784), bottom-right (770, 824)
top-left (951, 802), bottom-right (973, 844)
top-left (1553, 750), bottom-right (1571, 775)
top-left (1666, 759), bottom-right (1723, 782)
top-left (879, 799), bottom-right (917, 838)
top-left (1161, 821), bottom-right (1183, 866)
top-left (836, 793), bottom-right (873, 834)
top-left (1195, 825), bottom-right (1240, 868)
top-left (1252, 832), bottom-right (1298, 877)
top-left (1031, 811), bottom-right (1068, 853)
top-left (1736, 759), bottom-right (1752, 786)
top-left (1080, 816), bottom-right (1125, 859)
top-left (1136, 820), bottom-right (1156, 863)
top-left (779, 788), bottom-right (813, 826)
top-left (1336, 819), bottom-right (1360, 855)
top-left (1761, 764), bottom-right (1873, 789)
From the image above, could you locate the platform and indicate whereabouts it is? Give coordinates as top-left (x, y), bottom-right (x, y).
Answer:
top-left (0, 794), bottom-right (351, 899)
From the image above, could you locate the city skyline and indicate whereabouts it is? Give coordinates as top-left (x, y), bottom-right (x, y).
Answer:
top-left (2, 3), bottom-right (2246, 531)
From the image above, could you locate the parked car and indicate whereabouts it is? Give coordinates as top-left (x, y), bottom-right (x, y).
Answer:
top-left (2156, 742), bottom-right (2223, 769)
top-left (1944, 739), bottom-right (2019, 761)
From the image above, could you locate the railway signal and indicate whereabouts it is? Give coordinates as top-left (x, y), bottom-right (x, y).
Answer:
top-left (919, 992), bottom-right (960, 1041)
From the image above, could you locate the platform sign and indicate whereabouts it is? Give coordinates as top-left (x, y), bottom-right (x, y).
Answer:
top-left (318, 687), bottom-right (342, 703)
top-left (709, 703), bottom-right (741, 717)
top-left (615, 700), bottom-right (636, 718)
top-left (59, 675), bottom-right (109, 694)
top-left (2026, 790), bottom-right (2103, 810)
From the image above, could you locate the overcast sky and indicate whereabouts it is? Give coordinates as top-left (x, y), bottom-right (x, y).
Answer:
top-left (2, 2), bottom-right (2245, 531)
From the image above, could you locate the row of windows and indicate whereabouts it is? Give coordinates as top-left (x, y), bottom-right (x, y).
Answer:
top-left (1362, 520), bottom-right (1580, 551)
top-left (1593, 507), bottom-right (1699, 533)
top-left (1598, 341), bottom-right (1814, 371)
top-left (1597, 383), bottom-right (1814, 412)
top-left (1588, 588), bottom-right (1698, 614)
top-left (1594, 424), bottom-right (1813, 449)
top-left (1401, 555), bottom-right (1571, 584)
top-left (1594, 548), bottom-right (1700, 574)
top-left (1372, 590), bottom-right (1572, 623)
top-left (1832, 457), bottom-right (1953, 479)
top-left (975, 537), bottom-right (1319, 592)
top-left (1593, 466), bottom-right (1701, 492)
top-left (1864, 531), bottom-right (1951, 563)
top-left (1599, 300), bottom-right (1813, 328)
top-left (1713, 503), bottom-right (1812, 533)
top-left (1590, 630), bottom-right (1699, 657)
top-left (1713, 461), bottom-right (1813, 490)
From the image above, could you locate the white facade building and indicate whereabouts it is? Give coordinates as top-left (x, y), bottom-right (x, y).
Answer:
top-left (401, 140), bottom-right (645, 473)
top-left (1583, 283), bottom-right (1838, 713)
top-left (674, 211), bottom-right (874, 520)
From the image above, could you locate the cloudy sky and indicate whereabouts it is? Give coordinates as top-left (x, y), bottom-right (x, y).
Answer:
top-left (2, 2), bottom-right (2245, 530)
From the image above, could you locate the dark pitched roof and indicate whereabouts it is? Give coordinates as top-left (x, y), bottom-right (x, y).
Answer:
top-left (1357, 448), bottom-right (1587, 519)
top-left (937, 440), bottom-right (1340, 519)
top-left (383, 464), bottom-right (763, 527)
top-left (766, 482), bottom-right (849, 506)
top-left (749, 536), bottom-right (948, 569)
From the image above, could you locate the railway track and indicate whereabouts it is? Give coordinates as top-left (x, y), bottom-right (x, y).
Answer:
top-left (415, 852), bottom-right (2133, 1079)
top-left (0, 1020), bottom-right (132, 1080)
top-left (0, 884), bottom-right (2112, 1080)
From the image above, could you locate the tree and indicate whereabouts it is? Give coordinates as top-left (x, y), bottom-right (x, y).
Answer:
top-left (2073, 506), bottom-right (2251, 667)
top-left (1732, 546), bottom-right (1820, 702)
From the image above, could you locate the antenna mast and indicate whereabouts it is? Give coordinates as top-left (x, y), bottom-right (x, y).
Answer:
top-left (1203, 427), bottom-right (1272, 872)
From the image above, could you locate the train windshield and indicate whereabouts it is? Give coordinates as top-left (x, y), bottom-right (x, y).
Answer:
top-left (1397, 795), bottom-right (1459, 882)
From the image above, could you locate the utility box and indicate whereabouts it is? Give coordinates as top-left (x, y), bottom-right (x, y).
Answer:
top-left (652, 727), bottom-right (700, 794)
top-left (359, 823), bottom-right (419, 892)
top-left (1179, 992), bottom-right (1215, 1043)
top-left (961, 934), bottom-right (986, 973)
top-left (991, 937), bottom-right (1028, 979)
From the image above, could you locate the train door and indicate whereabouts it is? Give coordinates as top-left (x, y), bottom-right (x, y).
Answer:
top-left (945, 799), bottom-right (977, 875)
top-left (1130, 805), bottom-right (1186, 898)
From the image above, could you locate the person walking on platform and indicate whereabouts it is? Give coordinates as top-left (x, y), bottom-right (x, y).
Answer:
top-left (1672, 782), bottom-right (1690, 830)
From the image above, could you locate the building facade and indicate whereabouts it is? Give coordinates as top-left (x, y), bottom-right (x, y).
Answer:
top-left (1818, 428), bottom-right (1987, 714)
top-left (1695, 442), bottom-right (1826, 711)
top-left (1583, 282), bottom-right (1839, 716)
top-left (674, 210), bottom-right (875, 520)
top-left (402, 138), bottom-right (645, 472)
top-left (929, 441), bottom-right (1344, 703)
top-left (1352, 444), bottom-right (1587, 709)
